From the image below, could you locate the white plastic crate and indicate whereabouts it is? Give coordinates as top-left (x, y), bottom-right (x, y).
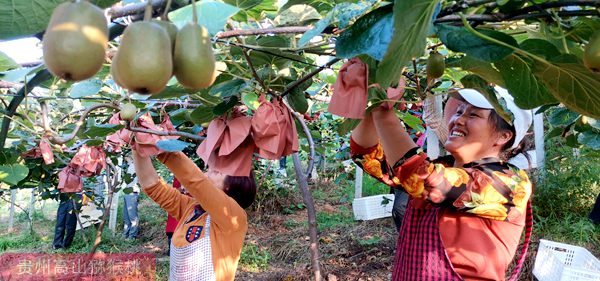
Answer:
top-left (533, 239), bottom-right (600, 281)
top-left (352, 194), bottom-right (394, 221)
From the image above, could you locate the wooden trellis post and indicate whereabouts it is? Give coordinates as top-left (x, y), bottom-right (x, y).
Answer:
top-left (8, 189), bottom-right (16, 231)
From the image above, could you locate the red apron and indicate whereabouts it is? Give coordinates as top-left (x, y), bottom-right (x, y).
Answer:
top-left (392, 200), bottom-right (533, 281)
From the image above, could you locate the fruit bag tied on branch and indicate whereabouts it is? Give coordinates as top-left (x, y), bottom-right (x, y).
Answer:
top-left (196, 108), bottom-right (255, 177)
top-left (58, 145), bottom-right (107, 193)
top-left (21, 138), bottom-right (57, 165)
top-left (328, 57), bottom-right (406, 118)
top-left (105, 112), bottom-right (178, 157)
top-left (251, 95), bottom-right (299, 160)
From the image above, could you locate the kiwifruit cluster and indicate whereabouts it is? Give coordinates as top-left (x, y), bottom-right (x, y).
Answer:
top-left (43, 1), bottom-right (218, 95)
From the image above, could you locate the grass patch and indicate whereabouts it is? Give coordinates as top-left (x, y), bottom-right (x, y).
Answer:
top-left (240, 243), bottom-right (271, 272)
top-left (316, 206), bottom-right (354, 231)
top-left (0, 230), bottom-right (47, 252)
top-left (362, 175), bottom-right (391, 197)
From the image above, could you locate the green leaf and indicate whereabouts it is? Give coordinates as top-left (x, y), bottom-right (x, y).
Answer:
top-left (0, 0), bottom-right (118, 40)
top-left (298, 13), bottom-right (333, 47)
top-left (209, 79), bottom-right (247, 98)
top-left (337, 118), bottom-right (360, 136)
top-left (577, 130), bottom-right (600, 150)
top-left (284, 79), bottom-right (312, 114)
top-left (335, 5), bottom-right (393, 61)
top-left (69, 79), bottom-right (103, 98)
top-left (222, 0), bottom-right (261, 10)
top-left (570, 17), bottom-right (600, 42)
top-left (0, 148), bottom-right (18, 165)
top-left (213, 96), bottom-right (239, 116)
top-left (455, 56), bottom-right (505, 87)
top-left (85, 139), bottom-right (105, 147)
top-left (169, 0), bottom-right (239, 36)
top-left (545, 127), bottom-right (562, 138)
top-left (168, 108), bottom-right (188, 127)
top-left (241, 92), bottom-right (260, 111)
top-left (239, 0), bottom-right (278, 21)
top-left (532, 55), bottom-right (600, 118)
top-left (0, 163), bottom-right (28, 185)
top-left (376, 0), bottom-right (439, 87)
top-left (0, 51), bottom-right (19, 71)
top-left (436, 24), bottom-right (518, 63)
top-left (156, 139), bottom-right (191, 152)
top-left (256, 36), bottom-right (290, 48)
top-left (286, 90), bottom-right (309, 114)
top-left (190, 105), bottom-right (216, 124)
top-left (150, 86), bottom-right (191, 99)
top-left (494, 54), bottom-right (557, 109)
top-left (334, 1), bottom-right (374, 29)
top-left (194, 91), bottom-right (223, 106)
top-left (460, 74), bottom-right (513, 124)
top-left (83, 123), bottom-right (124, 138)
top-left (548, 107), bottom-right (580, 127)
top-left (0, 66), bottom-right (38, 83)
top-left (274, 4), bottom-right (321, 27)
top-left (398, 111), bottom-right (424, 132)
top-left (566, 133), bottom-right (580, 148)
top-left (519, 39), bottom-right (560, 59)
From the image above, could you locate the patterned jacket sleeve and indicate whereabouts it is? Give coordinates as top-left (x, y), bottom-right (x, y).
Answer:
top-left (350, 138), bottom-right (532, 222)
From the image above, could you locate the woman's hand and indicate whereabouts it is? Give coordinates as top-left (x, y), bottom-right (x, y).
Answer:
top-left (131, 150), bottom-right (160, 188)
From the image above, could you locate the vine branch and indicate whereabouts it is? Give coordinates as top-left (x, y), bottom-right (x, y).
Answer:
top-left (235, 37), bottom-right (271, 95)
top-left (436, 1), bottom-right (600, 23)
top-left (281, 58), bottom-right (341, 98)
top-left (288, 101), bottom-right (320, 280)
top-left (0, 70), bottom-right (52, 148)
top-left (126, 123), bottom-right (206, 141)
top-left (46, 104), bottom-right (121, 145)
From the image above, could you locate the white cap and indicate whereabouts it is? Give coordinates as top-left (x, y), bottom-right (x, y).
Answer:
top-left (454, 87), bottom-right (532, 149)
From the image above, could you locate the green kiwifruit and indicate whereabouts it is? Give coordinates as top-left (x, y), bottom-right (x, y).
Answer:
top-left (151, 19), bottom-right (178, 50)
top-left (42, 1), bottom-right (108, 81)
top-left (584, 31), bottom-right (600, 72)
top-left (173, 22), bottom-right (217, 89)
top-left (111, 21), bottom-right (173, 95)
top-left (426, 52), bottom-right (445, 79)
top-left (119, 103), bottom-right (137, 121)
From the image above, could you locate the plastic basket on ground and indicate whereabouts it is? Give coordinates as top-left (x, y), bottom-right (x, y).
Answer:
top-left (352, 194), bottom-right (394, 221)
top-left (533, 239), bottom-right (600, 281)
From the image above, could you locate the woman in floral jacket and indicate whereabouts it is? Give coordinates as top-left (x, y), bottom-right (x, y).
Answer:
top-left (351, 87), bottom-right (533, 281)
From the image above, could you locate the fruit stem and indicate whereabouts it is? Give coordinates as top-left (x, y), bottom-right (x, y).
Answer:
top-left (162, 0), bottom-right (173, 20)
top-left (192, 0), bottom-right (198, 24)
top-left (144, 0), bottom-right (153, 21)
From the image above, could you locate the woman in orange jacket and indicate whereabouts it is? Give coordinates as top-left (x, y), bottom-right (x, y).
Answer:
top-left (132, 150), bottom-right (256, 281)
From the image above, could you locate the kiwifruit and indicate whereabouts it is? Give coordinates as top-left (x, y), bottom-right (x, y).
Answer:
top-left (111, 21), bottom-right (173, 95)
top-left (173, 22), bottom-right (216, 89)
top-left (110, 56), bottom-right (123, 86)
top-left (584, 31), bottom-right (600, 72)
top-left (151, 19), bottom-right (178, 50)
top-left (426, 51), bottom-right (445, 79)
top-left (119, 103), bottom-right (137, 121)
top-left (42, 1), bottom-right (108, 81)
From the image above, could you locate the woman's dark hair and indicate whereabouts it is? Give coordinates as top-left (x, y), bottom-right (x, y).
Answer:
top-left (223, 170), bottom-right (257, 209)
top-left (487, 111), bottom-right (530, 165)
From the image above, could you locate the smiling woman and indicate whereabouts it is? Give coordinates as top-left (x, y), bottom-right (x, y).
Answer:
top-left (350, 86), bottom-right (534, 281)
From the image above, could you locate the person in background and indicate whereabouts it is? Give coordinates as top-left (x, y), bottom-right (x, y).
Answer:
top-left (589, 193), bottom-right (600, 224)
top-left (122, 157), bottom-right (140, 240)
top-left (165, 177), bottom-right (190, 254)
top-left (53, 192), bottom-right (81, 249)
top-left (351, 87), bottom-right (533, 280)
